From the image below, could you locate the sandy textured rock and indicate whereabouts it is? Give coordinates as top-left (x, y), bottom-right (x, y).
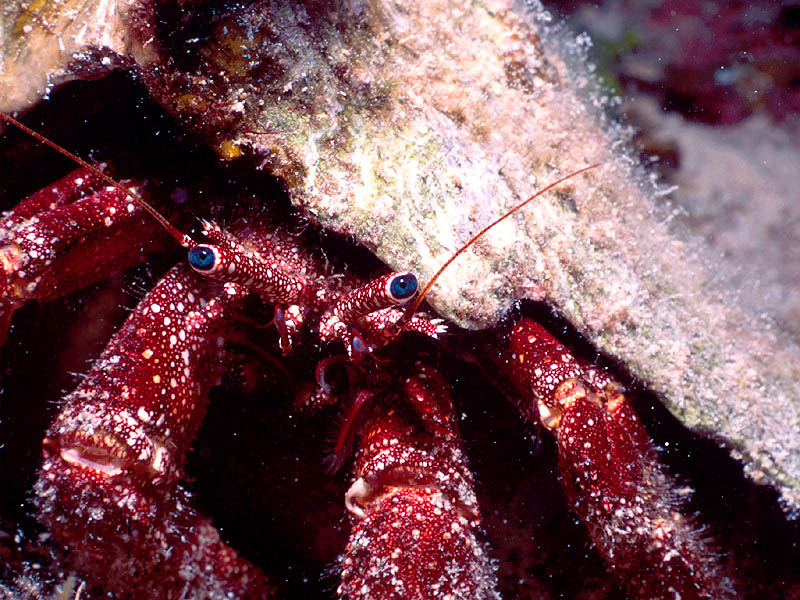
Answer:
top-left (0, 0), bottom-right (131, 114)
top-left (3, 0), bottom-right (800, 511)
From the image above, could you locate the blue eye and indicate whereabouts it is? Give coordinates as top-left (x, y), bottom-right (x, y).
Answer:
top-left (188, 245), bottom-right (217, 271)
top-left (389, 273), bottom-right (418, 300)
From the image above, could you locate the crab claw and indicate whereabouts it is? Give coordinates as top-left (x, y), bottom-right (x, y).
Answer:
top-left (492, 317), bottom-right (737, 600)
top-left (339, 487), bottom-right (498, 600)
top-left (338, 362), bottom-right (499, 600)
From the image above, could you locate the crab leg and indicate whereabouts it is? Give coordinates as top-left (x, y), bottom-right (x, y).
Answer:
top-left (0, 168), bottom-right (106, 229)
top-left (0, 168), bottom-right (170, 345)
top-left (35, 264), bottom-right (275, 599)
top-left (338, 362), bottom-right (499, 600)
top-left (491, 317), bottom-right (736, 600)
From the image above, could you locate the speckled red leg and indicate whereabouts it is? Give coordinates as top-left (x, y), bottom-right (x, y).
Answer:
top-left (35, 264), bottom-right (275, 599)
top-left (0, 168), bottom-right (169, 344)
top-left (0, 167), bottom-right (105, 229)
top-left (338, 362), bottom-right (499, 600)
top-left (492, 317), bottom-right (736, 600)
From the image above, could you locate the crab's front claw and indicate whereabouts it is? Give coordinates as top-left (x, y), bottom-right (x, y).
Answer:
top-left (492, 317), bottom-right (737, 600)
top-left (338, 362), bottom-right (498, 600)
top-left (34, 264), bottom-right (275, 599)
top-left (36, 455), bottom-right (275, 600)
top-left (553, 384), bottom-right (737, 600)
top-left (340, 487), bottom-right (496, 600)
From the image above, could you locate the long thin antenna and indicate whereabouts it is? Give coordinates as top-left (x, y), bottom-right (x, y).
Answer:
top-left (0, 112), bottom-right (194, 249)
top-left (403, 163), bottom-right (601, 319)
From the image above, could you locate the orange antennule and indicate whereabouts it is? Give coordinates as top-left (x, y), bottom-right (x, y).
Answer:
top-left (0, 112), bottom-right (194, 249)
top-left (403, 163), bottom-right (601, 319)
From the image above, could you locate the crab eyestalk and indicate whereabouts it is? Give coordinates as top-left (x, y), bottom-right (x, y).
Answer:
top-left (187, 240), bottom-right (313, 305)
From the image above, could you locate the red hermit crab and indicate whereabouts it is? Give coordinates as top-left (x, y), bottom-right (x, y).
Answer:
top-left (0, 83), bottom-right (796, 600)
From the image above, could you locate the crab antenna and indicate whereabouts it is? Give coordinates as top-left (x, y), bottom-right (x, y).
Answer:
top-left (0, 112), bottom-right (194, 249)
top-left (402, 163), bottom-right (601, 320)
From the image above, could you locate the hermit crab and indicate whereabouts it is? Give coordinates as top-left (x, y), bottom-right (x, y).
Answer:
top-left (1, 0), bottom-right (799, 592)
top-left (1, 81), bottom-right (792, 600)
